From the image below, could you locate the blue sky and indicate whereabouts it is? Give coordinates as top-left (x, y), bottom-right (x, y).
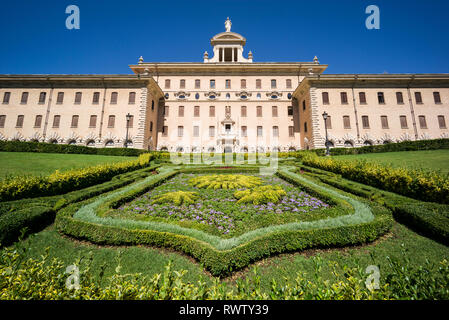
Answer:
top-left (1, 0), bottom-right (448, 74)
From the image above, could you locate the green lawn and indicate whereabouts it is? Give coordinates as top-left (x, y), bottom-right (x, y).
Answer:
top-left (0, 152), bottom-right (136, 178)
top-left (9, 220), bottom-right (449, 291)
top-left (334, 149), bottom-right (449, 174)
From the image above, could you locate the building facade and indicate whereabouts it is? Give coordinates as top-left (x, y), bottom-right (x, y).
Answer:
top-left (0, 19), bottom-right (448, 152)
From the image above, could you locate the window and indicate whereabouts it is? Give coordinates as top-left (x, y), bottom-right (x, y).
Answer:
top-left (256, 106), bottom-right (262, 117)
top-left (257, 126), bottom-right (263, 137)
top-left (193, 126), bottom-right (199, 137)
top-left (418, 115), bottom-right (427, 129)
top-left (304, 122), bottom-right (308, 133)
top-left (162, 126), bottom-right (168, 137)
top-left (108, 115), bottom-right (115, 128)
top-left (225, 79), bottom-right (231, 89)
top-left (256, 79), bottom-right (261, 89)
top-left (302, 100), bottom-right (306, 111)
top-left (127, 115), bottom-right (134, 128)
top-left (322, 92), bottom-right (329, 105)
top-left (241, 106), bottom-right (247, 117)
top-left (396, 92), bottom-right (404, 104)
top-left (209, 106), bottom-right (215, 117)
top-left (381, 116), bottom-right (389, 129)
top-left (438, 115), bottom-right (446, 129)
top-left (178, 106), bottom-right (184, 117)
top-left (209, 126), bottom-right (215, 137)
top-left (3, 92), bottom-right (11, 104)
top-left (52, 115), bottom-right (60, 128)
top-left (56, 92), bottom-right (64, 104)
top-left (271, 79), bottom-right (276, 89)
top-left (151, 100), bottom-right (154, 111)
top-left (241, 126), bottom-right (247, 137)
top-left (361, 116), bottom-right (370, 129)
top-left (415, 92), bottom-right (423, 104)
top-left (165, 79), bottom-right (170, 89)
top-left (71, 115), bottom-right (79, 128)
top-left (343, 115), bottom-right (351, 129)
top-left (180, 79), bottom-right (185, 89)
top-left (434, 92), bottom-right (442, 104)
top-left (74, 92), bottom-right (82, 104)
top-left (341, 92), bottom-right (348, 104)
top-left (2, 92), bottom-right (10, 104)
top-left (325, 115), bottom-right (332, 129)
top-left (195, 93), bottom-right (200, 99)
top-left (34, 115), bottom-right (42, 128)
top-left (93, 92), bottom-right (100, 104)
top-left (241, 79), bottom-right (246, 89)
top-left (110, 92), bottom-right (118, 104)
top-left (20, 92), bottom-right (28, 104)
top-left (39, 92), bottom-right (46, 104)
top-left (400, 115), bottom-right (408, 129)
top-left (164, 106), bottom-right (169, 116)
top-left (273, 126), bottom-right (279, 137)
top-left (178, 126), bottom-right (184, 137)
top-left (195, 79), bottom-right (200, 89)
top-left (89, 115), bottom-right (97, 128)
top-left (359, 92), bottom-right (367, 104)
top-left (16, 115), bottom-right (24, 128)
top-left (0, 115), bottom-right (5, 128)
top-left (288, 106), bottom-right (293, 116)
top-left (286, 79), bottom-right (292, 89)
top-left (194, 106), bottom-right (200, 117)
top-left (344, 141), bottom-right (354, 148)
top-left (288, 126), bottom-right (294, 137)
top-left (128, 92), bottom-right (136, 104)
top-left (377, 92), bottom-right (385, 104)
top-left (272, 106), bottom-right (278, 117)
top-left (210, 79), bottom-right (215, 89)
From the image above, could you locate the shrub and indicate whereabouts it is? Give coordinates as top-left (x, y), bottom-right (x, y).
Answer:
top-left (189, 174), bottom-right (262, 190)
top-left (151, 191), bottom-right (199, 206)
top-left (56, 167), bottom-right (392, 277)
top-left (298, 164), bottom-right (449, 245)
top-left (0, 153), bottom-right (154, 202)
top-left (234, 185), bottom-right (286, 205)
top-left (302, 153), bottom-right (449, 204)
top-left (1, 246), bottom-right (448, 300)
top-left (0, 165), bottom-right (160, 247)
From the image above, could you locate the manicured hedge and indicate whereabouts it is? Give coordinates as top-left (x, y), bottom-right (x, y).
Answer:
top-left (0, 165), bottom-right (160, 247)
top-left (56, 167), bottom-right (392, 277)
top-left (302, 153), bottom-right (449, 204)
top-left (0, 153), bottom-right (154, 202)
top-left (0, 140), bottom-right (149, 157)
top-left (299, 164), bottom-right (449, 245)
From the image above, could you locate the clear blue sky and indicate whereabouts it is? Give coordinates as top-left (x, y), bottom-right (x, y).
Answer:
top-left (1, 0), bottom-right (448, 75)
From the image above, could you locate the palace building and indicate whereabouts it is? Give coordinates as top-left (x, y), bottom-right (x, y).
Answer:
top-left (1, 18), bottom-right (448, 152)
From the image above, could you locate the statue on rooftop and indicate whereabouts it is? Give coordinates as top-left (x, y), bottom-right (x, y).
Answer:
top-left (225, 17), bottom-right (232, 32)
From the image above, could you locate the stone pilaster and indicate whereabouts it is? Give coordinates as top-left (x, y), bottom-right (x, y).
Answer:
top-left (133, 86), bottom-right (148, 150)
top-left (309, 87), bottom-right (323, 149)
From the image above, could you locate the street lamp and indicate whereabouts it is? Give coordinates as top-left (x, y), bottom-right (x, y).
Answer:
top-left (125, 113), bottom-right (131, 148)
top-left (322, 111), bottom-right (330, 156)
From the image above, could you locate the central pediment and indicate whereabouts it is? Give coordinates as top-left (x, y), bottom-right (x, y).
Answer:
top-left (211, 32), bottom-right (246, 45)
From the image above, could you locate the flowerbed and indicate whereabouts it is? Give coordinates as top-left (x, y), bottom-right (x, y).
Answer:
top-left (114, 173), bottom-right (332, 237)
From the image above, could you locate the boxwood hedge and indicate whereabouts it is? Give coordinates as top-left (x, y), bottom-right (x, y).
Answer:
top-left (55, 166), bottom-right (392, 277)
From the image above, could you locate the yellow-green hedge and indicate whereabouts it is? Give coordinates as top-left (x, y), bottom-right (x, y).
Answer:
top-left (0, 153), bottom-right (153, 202)
top-left (302, 153), bottom-right (449, 204)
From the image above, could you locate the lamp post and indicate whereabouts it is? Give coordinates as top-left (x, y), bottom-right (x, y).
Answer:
top-left (125, 113), bottom-right (131, 148)
top-left (322, 111), bottom-right (330, 156)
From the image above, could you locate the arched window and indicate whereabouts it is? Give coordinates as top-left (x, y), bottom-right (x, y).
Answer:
top-left (105, 140), bottom-right (114, 147)
top-left (160, 147), bottom-right (168, 151)
top-left (288, 147), bottom-right (296, 152)
top-left (208, 147), bottom-right (215, 152)
top-left (383, 140), bottom-right (392, 145)
top-left (241, 147), bottom-right (248, 153)
top-left (344, 141), bottom-right (354, 148)
top-left (176, 147), bottom-right (184, 152)
top-left (68, 140), bottom-right (77, 145)
top-left (50, 139), bottom-right (58, 144)
top-left (195, 93), bottom-right (200, 99)
top-left (326, 140), bottom-right (335, 148)
top-left (86, 140), bottom-right (95, 147)
top-left (363, 140), bottom-right (373, 146)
